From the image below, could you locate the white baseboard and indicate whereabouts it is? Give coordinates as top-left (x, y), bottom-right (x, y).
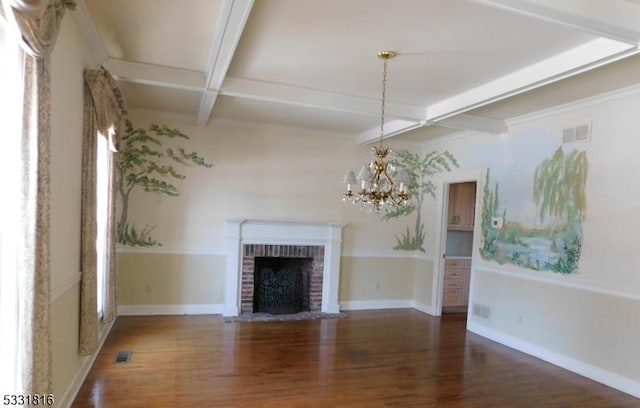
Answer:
top-left (467, 321), bottom-right (640, 399)
top-left (58, 319), bottom-right (115, 408)
top-left (412, 301), bottom-right (435, 316)
top-left (118, 304), bottom-right (224, 316)
top-left (340, 299), bottom-right (413, 310)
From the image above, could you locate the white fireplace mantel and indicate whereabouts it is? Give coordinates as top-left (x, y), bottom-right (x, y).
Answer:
top-left (223, 218), bottom-right (347, 316)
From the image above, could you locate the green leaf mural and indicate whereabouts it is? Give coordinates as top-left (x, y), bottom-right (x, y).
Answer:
top-left (533, 147), bottom-right (587, 223)
top-left (382, 149), bottom-right (459, 252)
top-left (116, 119), bottom-right (213, 246)
top-left (480, 146), bottom-right (588, 274)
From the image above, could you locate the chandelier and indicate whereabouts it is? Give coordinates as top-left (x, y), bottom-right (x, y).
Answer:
top-left (342, 51), bottom-right (410, 213)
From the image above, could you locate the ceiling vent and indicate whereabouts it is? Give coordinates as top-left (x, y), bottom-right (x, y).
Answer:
top-left (562, 122), bottom-right (591, 144)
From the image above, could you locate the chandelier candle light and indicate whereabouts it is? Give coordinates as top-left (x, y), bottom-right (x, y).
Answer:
top-left (342, 51), bottom-right (410, 213)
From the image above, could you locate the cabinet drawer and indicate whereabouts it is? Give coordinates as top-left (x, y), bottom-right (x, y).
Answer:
top-left (443, 278), bottom-right (462, 289)
top-left (444, 268), bottom-right (465, 279)
top-left (445, 259), bottom-right (466, 269)
top-left (443, 289), bottom-right (463, 307)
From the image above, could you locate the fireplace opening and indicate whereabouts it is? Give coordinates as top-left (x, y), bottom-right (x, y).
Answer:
top-left (253, 257), bottom-right (312, 314)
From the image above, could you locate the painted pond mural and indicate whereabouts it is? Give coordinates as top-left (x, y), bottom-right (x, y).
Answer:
top-left (480, 145), bottom-right (587, 274)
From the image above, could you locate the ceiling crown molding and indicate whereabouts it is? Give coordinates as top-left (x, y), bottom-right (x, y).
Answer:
top-left (104, 58), bottom-right (205, 91)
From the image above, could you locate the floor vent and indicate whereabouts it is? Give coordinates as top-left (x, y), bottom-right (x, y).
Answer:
top-left (114, 350), bottom-right (132, 364)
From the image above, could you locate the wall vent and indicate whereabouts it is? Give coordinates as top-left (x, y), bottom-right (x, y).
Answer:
top-left (472, 303), bottom-right (490, 319)
top-left (562, 122), bottom-right (591, 143)
top-left (114, 350), bottom-right (132, 364)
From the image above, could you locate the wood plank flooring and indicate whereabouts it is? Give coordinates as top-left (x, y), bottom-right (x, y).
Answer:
top-left (71, 310), bottom-right (638, 407)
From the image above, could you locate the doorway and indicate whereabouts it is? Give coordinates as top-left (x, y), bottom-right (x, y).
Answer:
top-left (441, 181), bottom-right (477, 315)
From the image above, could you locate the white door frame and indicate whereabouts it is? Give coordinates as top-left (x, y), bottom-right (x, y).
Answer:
top-left (430, 168), bottom-right (484, 316)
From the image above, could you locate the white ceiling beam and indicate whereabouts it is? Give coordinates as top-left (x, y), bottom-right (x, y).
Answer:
top-left (356, 120), bottom-right (426, 145)
top-left (104, 58), bottom-right (206, 91)
top-left (71, 0), bottom-right (108, 66)
top-left (473, 0), bottom-right (640, 45)
top-left (356, 113), bottom-right (507, 144)
top-left (426, 38), bottom-right (637, 122)
top-left (221, 77), bottom-right (425, 121)
top-left (434, 114), bottom-right (507, 134)
top-left (196, 0), bottom-right (255, 126)
top-left (196, 90), bottom-right (220, 126)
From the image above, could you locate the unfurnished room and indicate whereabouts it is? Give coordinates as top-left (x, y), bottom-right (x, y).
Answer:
top-left (1, 1), bottom-right (640, 407)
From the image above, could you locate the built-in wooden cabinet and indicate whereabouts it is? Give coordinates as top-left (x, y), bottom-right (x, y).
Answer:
top-left (447, 182), bottom-right (476, 231)
top-left (443, 258), bottom-right (471, 307)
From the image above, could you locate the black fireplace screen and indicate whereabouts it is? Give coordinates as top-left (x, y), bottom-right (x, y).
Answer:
top-left (253, 257), bottom-right (311, 314)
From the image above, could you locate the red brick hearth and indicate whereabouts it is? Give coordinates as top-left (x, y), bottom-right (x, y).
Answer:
top-left (241, 244), bottom-right (325, 314)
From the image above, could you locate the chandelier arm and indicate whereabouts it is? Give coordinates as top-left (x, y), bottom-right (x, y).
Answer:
top-left (380, 168), bottom-right (396, 195)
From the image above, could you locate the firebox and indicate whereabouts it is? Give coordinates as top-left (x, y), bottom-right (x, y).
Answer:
top-left (253, 257), bottom-right (312, 314)
top-left (240, 244), bottom-right (325, 314)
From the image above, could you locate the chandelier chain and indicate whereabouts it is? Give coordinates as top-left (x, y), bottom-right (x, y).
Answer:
top-left (380, 57), bottom-right (387, 146)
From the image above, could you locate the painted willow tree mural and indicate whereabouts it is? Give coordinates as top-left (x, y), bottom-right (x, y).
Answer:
top-left (382, 149), bottom-right (458, 252)
top-left (116, 119), bottom-right (213, 246)
top-left (480, 146), bottom-right (587, 274)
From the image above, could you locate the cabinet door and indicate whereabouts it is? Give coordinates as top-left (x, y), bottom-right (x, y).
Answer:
top-left (449, 182), bottom-right (476, 230)
top-left (457, 182), bottom-right (476, 230)
top-left (447, 184), bottom-right (458, 228)
top-left (443, 289), bottom-right (463, 307)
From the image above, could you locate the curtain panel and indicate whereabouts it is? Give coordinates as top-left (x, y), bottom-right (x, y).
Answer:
top-left (79, 67), bottom-right (126, 355)
top-left (2, 0), bottom-right (76, 394)
top-left (3, 0), bottom-right (75, 58)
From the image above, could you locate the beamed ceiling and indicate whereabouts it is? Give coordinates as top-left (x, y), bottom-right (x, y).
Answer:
top-left (76, 0), bottom-right (640, 143)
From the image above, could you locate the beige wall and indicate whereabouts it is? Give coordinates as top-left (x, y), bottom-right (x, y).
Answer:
top-left (116, 253), bottom-right (431, 308)
top-left (117, 110), bottom-right (428, 312)
top-left (117, 253), bottom-right (225, 305)
top-left (472, 269), bottom-right (640, 381)
top-left (413, 258), bottom-right (435, 307)
top-left (416, 87), bottom-right (640, 390)
top-left (49, 15), bottom-right (94, 406)
top-left (50, 11), bottom-right (86, 291)
top-left (339, 257), bottom-right (415, 302)
top-left (123, 110), bottom-right (418, 254)
top-left (51, 287), bottom-right (82, 400)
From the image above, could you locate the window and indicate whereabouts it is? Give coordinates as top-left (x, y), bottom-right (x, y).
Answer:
top-left (0, 15), bottom-right (24, 394)
top-left (96, 132), bottom-right (111, 318)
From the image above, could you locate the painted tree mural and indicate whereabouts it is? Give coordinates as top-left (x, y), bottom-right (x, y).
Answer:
top-left (533, 147), bottom-right (587, 223)
top-left (480, 146), bottom-right (587, 274)
top-left (533, 147), bottom-right (587, 272)
top-left (116, 119), bottom-right (213, 246)
top-left (382, 149), bottom-right (458, 252)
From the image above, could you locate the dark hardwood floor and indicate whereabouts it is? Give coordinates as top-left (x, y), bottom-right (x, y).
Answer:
top-left (71, 309), bottom-right (637, 407)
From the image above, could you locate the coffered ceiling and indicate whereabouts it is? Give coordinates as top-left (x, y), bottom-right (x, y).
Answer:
top-left (75, 0), bottom-right (640, 143)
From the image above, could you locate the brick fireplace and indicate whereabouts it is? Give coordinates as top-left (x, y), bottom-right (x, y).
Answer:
top-left (241, 245), bottom-right (324, 314)
top-left (224, 219), bottom-right (346, 316)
